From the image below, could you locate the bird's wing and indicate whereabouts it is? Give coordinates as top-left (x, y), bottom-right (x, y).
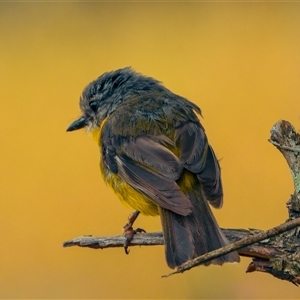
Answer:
top-left (175, 121), bottom-right (223, 208)
top-left (104, 135), bottom-right (192, 216)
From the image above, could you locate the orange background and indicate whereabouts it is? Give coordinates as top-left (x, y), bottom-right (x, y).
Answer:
top-left (1, 2), bottom-right (300, 299)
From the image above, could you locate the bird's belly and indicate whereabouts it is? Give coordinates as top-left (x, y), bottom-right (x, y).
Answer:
top-left (102, 167), bottom-right (159, 216)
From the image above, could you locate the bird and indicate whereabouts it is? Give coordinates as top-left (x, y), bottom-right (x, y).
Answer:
top-left (67, 67), bottom-right (240, 268)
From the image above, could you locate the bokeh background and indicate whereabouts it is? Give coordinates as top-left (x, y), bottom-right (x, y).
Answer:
top-left (1, 2), bottom-right (300, 299)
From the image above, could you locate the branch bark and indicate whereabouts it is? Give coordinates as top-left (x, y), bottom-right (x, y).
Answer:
top-left (63, 120), bottom-right (300, 285)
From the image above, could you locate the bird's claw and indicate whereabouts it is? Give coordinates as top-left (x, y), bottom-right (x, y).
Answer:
top-left (122, 211), bottom-right (146, 254)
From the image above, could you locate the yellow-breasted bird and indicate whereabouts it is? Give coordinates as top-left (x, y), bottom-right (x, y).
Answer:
top-left (67, 67), bottom-right (240, 268)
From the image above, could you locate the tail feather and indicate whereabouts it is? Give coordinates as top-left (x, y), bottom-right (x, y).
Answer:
top-left (159, 188), bottom-right (240, 269)
top-left (160, 208), bottom-right (195, 268)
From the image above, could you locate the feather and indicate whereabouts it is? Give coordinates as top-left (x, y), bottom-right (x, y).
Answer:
top-left (160, 184), bottom-right (239, 268)
top-left (121, 135), bottom-right (182, 180)
top-left (115, 155), bottom-right (192, 216)
top-left (175, 122), bottom-right (223, 207)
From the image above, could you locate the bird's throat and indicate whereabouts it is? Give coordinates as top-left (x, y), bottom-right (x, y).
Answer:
top-left (90, 127), bottom-right (101, 143)
top-left (89, 118), bottom-right (107, 144)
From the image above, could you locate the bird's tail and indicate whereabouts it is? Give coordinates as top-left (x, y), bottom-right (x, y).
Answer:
top-left (159, 188), bottom-right (239, 269)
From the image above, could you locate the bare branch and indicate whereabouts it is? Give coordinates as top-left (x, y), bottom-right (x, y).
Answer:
top-left (163, 217), bottom-right (300, 280)
top-left (63, 120), bottom-right (300, 285)
top-left (269, 120), bottom-right (300, 216)
top-left (62, 228), bottom-right (281, 259)
top-left (63, 232), bottom-right (164, 249)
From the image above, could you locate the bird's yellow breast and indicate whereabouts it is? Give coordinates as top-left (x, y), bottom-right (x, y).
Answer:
top-left (101, 169), bottom-right (159, 216)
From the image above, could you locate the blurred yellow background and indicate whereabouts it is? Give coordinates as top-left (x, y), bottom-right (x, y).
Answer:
top-left (1, 2), bottom-right (300, 299)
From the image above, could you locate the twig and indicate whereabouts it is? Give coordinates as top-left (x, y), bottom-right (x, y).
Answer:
top-left (63, 232), bottom-right (164, 249)
top-left (162, 217), bottom-right (300, 277)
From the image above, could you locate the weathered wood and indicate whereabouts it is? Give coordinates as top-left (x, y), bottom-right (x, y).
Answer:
top-left (163, 217), bottom-right (300, 282)
top-left (62, 228), bottom-right (286, 259)
top-left (63, 232), bottom-right (164, 249)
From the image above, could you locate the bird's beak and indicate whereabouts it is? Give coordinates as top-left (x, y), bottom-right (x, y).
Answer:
top-left (66, 117), bottom-right (87, 132)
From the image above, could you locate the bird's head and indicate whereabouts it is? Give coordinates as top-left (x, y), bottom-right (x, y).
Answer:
top-left (66, 67), bottom-right (162, 135)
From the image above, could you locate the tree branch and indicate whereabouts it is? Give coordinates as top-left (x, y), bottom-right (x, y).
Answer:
top-left (163, 217), bottom-right (300, 281)
top-left (62, 228), bottom-right (285, 259)
top-left (63, 120), bottom-right (300, 285)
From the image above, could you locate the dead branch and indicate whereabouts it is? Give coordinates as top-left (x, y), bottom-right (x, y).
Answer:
top-left (163, 217), bottom-right (300, 281)
top-left (63, 120), bottom-right (300, 285)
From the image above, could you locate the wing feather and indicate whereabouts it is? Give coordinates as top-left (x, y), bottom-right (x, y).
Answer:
top-left (104, 134), bottom-right (192, 216)
top-left (121, 135), bottom-right (182, 181)
top-left (115, 154), bottom-right (192, 216)
top-left (175, 122), bottom-right (223, 208)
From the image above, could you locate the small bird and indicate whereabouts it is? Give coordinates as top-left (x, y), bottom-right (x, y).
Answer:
top-left (67, 67), bottom-right (240, 268)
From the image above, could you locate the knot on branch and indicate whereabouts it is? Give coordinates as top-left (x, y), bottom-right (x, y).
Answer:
top-left (270, 249), bottom-right (300, 285)
top-left (288, 194), bottom-right (300, 214)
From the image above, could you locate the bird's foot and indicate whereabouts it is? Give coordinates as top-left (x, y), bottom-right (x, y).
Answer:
top-left (123, 210), bottom-right (146, 254)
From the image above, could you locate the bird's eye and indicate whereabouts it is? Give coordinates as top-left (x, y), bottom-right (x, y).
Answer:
top-left (89, 101), bottom-right (98, 112)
